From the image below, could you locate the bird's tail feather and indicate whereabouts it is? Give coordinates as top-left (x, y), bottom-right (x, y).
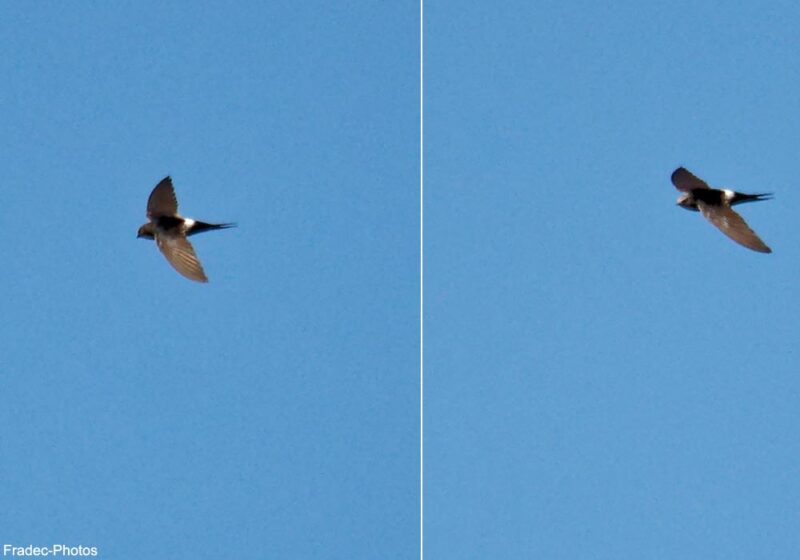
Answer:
top-left (188, 221), bottom-right (237, 236)
top-left (732, 193), bottom-right (772, 205)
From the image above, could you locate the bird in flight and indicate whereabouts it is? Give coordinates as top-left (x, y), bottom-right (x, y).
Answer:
top-left (137, 176), bottom-right (235, 282)
top-left (671, 167), bottom-right (772, 253)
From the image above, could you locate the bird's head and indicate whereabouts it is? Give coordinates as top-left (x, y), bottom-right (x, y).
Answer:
top-left (676, 192), bottom-right (698, 211)
top-left (137, 224), bottom-right (155, 239)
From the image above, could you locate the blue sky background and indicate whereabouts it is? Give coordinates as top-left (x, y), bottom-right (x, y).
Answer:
top-left (5, 1), bottom-right (800, 558)
top-left (0, 3), bottom-right (418, 558)
top-left (427, 1), bottom-right (800, 558)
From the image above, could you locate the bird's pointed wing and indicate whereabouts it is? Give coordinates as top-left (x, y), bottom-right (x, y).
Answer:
top-left (697, 201), bottom-right (772, 253)
top-left (147, 176), bottom-right (179, 218)
top-left (155, 233), bottom-right (209, 282)
top-left (671, 167), bottom-right (710, 192)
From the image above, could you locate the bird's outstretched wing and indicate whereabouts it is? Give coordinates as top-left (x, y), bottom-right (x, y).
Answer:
top-left (155, 233), bottom-right (209, 282)
top-left (671, 167), bottom-right (710, 192)
top-left (147, 176), bottom-right (179, 218)
top-left (697, 201), bottom-right (772, 253)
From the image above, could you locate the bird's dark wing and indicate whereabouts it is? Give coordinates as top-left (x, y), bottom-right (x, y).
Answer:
top-left (697, 201), bottom-right (772, 253)
top-left (155, 233), bottom-right (209, 282)
top-left (147, 176), bottom-right (179, 218)
top-left (671, 167), bottom-right (710, 192)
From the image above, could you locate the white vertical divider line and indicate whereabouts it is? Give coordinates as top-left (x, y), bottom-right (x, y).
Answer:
top-left (419, 0), bottom-right (424, 558)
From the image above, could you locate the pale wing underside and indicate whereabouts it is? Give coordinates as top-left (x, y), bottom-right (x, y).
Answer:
top-left (147, 177), bottom-right (179, 218)
top-left (155, 234), bottom-right (209, 282)
top-left (697, 201), bottom-right (772, 253)
top-left (671, 167), bottom-right (710, 192)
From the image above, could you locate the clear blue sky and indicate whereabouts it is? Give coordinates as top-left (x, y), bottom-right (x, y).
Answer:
top-left (427, 1), bottom-right (800, 558)
top-left (0, 3), bottom-right (418, 558)
top-left (4, 1), bottom-right (800, 559)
